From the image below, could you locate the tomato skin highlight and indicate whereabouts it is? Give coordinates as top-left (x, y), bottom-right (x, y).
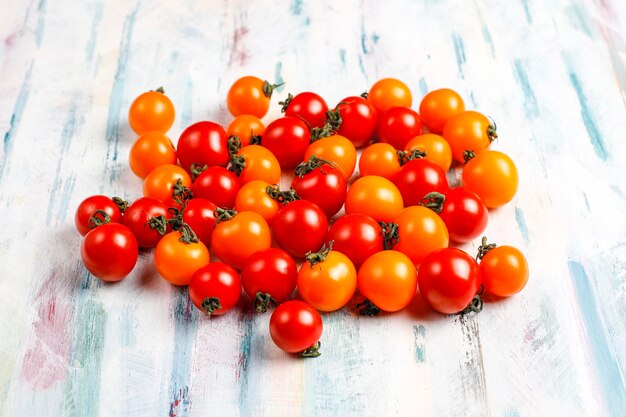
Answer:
top-left (272, 200), bottom-right (329, 259)
top-left (438, 188), bottom-right (488, 243)
top-left (418, 248), bottom-right (481, 314)
top-left (154, 232), bottom-right (210, 286)
top-left (462, 150), bottom-right (518, 208)
top-left (129, 131), bottom-right (178, 179)
top-left (227, 76), bottom-right (272, 118)
top-left (377, 107), bottom-right (422, 150)
top-left (177, 121), bottom-right (229, 173)
top-left (291, 163), bottom-right (347, 219)
top-left (304, 135), bottom-right (356, 180)
top-left (143, 164), bottom-right (192, 207)
top-left (335, 96), bottom-right (378, 148)
top-left (81, 223), bottom-right (138, 282)
top-left (480, 246), bottom-right (528, 297)
top-left (211, 211), bottom-right (272, 269)
top-left (182, 199), bottom-right (218, 245)
top-left (419, 88), bottom-right (465, 134)
top-left (122, 197), bottom-right (171, 248)
top-left (128, 89), bottom-right (175, 135)
top-left (345, 175), bottom-right (404, 222)
top-left (326, 214), bottom-right (384, 270)
top-left (191, 166), bottom-right (240, 209)
top-left (75, 195), bottom-right (123, 236)
top-left (393, 206), bottom-right (449, 266)
top-left (262, 117), bottom-right (311, 169)
top-left (241, 248), bottom-right (298, 305)
top-left (269, 300), bottom-right (323, 353)
top-left (284, 92), bottom-right (328, 129)
top-left (392, 158), bottom-right (449, 207)
top-left (189, 263), bottom-right (242, 316)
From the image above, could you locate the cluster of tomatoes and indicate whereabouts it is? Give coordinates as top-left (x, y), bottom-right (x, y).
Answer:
top-left (75, 76), bottom-right (528, 357)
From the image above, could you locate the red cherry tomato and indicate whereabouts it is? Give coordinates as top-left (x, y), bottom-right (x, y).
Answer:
top-left (334, 96), bottom-right (378, 148)
top-left (182, 198), bottom-right (217, 245)
top-left (75, 195), bottom-right (124, 236)
top-left (417, 248), bottom-right (481, 314)
top-left (272, 200), bottom-right (328, 258)
top-left (81, 223), bottom-right (138, 282)
top-left (282, 92), bottom-right (328, 129)
top-left (269, 300), bottom-right (323, 355)
top-left (189, 263), bottom-right (242, 316)
top-left (262, 116), bottom-right (311, 169)
top-left (177, 121), bottom-right (229, 173)
top-left (393, 158), bottom-right (449, 207)
top-left (378, 107), bottom-right (422, 150)
top-left (291, 158), bottom-right (347, 219)
top-left (241, 248), bottom-right (298, 312)
top-left (326, 214), bottom-right (384, 270)
top-left (122, 197), bottom-right (171, 248)
top-left (436, 188), bottom-right (488, 243)
top-left (191, 166), bottom-right (240, 209)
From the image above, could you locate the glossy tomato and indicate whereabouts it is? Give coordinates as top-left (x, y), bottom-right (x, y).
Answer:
top-left (392, 158), bottom-right (449, 207)
top-left (345, 176), bottom-right (403, 222)
top-left (435, 188), bottom-right (488, 243)
top-left (81, 222), bottom-right (138, 282)
top-left (463, 150), bottom-right (518, 208)
top-left (128, 88), bottom-right (175, 134)
top-left (333, 96), bottom-right (377, 148)
top-left (368, 78), bottom-right (412, 114)
top-left (272, 200), bottom-right (328, 258)
top-left (419, 88), bottom-right (465, 134)
top-left (269, 300), bottom-right (323, 355)
top-left (226, 115), bottom-right (265, 147)
top-left (177, 121), bottom-right (229, 172)
top-left (241, 248), bottom-right (298, 312)
top-left (303, 134), bottom-right (356, 179)
top-left (189, 263), bottom-right (241, 316)
top-left (227, 76), bottom-right (279, 118)
top-left (378, 107), bottom-right (422, 150)
top-left (292, 158), bottom-right (347, 219)
top-left (405, 134), bottom-right (452, 172)
top-left (182, 198), bottom-right (217, 245)
top-left (418, 248), bottom-right (480, 314)
top-left (358, 143), bottom-right (401, 179)
top-left (129, 131), bottom-right (178, 178)
top-left (122, 197), bottom-right (171, 248)
top-left (154, 231), bottom-right (210, 286)
top-left (443, 110), bottom-right (496, 163)
top-left (479, 241), bottom-right (528, 297)
top-left (143, 164), bottom-right (191, 207)
top-left (234, 180), bottom-right (281, 225)
top-left (262, 116), bottom-right (311, 169)
top-left (326, 214), bottom-right (384, 269)
top-left (211, 210), bottom-right (272, 269)
top-left (281, 92), bottom-right (328, 129)
top-left (393, 206), bottom-right (449, 266)
top-left (75, 195), bottom-right (124, 236)
top-left (191, 166), bottom-right (240, 208)
top-left (232, 144), bottom-right (281, 185)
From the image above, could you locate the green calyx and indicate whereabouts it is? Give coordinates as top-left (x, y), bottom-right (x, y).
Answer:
top-left (305, 241), bottom-right (334, 267)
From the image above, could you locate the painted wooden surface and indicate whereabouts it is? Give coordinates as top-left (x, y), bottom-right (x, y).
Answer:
top-left (1, 0), bottom-right (625, 415)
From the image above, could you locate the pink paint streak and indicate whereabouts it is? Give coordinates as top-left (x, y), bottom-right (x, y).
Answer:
top-left (231, 26), bottom-right (250, 65)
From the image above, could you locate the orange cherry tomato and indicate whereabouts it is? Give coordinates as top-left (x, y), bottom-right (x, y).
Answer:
top-left (227, 76), bottom-right (278, 118)
top-left (154, 231), bottom-right (210, 286)
top-left (143, 164), bottom-right (191, 206)
top-left (226, 114), bottom-right (265, 147)
top-left (405, 134), bottom-right (452, 172)
top-left (234, 180), bottom-right (281, 225)
top-left (393, 206), bottom-right (449, 266)
top-left (297, 249), bottom-right (357, 312)
top-left (234, 145), bottom-right (281, 185)
top-left (345, 176), bottom-right (403, 222)
top-left (211, 210), bottom-right (272, 269)
top-left (479, 244), bottom-right (528, 297)
top-left (357, 250), bottom-right (417, 312)
top-left (462, 150), bottom-right (518, 208)
top-left (419, 88), bottom-right (465, 134)
top-left (129, 131), bottom-right (178, 178)
top-left (128, 88), bottom-right (175, 135)
top-left (304, 134), bottom-right (357, 179)
top-left (358, 143), bottom-right (401, 179)
top-left (443, 110), bottom-right (496, 163)
top-left (368, 78), bottom-right (412, 114)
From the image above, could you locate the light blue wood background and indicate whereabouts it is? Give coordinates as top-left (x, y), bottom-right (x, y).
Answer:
top-left (1, 0), bottom-right (625, 416)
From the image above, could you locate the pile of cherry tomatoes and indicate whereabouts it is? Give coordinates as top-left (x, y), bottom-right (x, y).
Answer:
top-left (76, 76), bottom-right (529, 357)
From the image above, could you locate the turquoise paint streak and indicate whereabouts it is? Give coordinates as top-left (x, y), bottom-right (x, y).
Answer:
top-left (85, 2), bottom-right (104, 62)
top-left (452, 32), bottom-right (465, 77)
top-left (568, 72), bottom-right (608, 161)
top-left (514, 60), bottom-right (539, 118)
top-left (514, 207), bottom-right (529, 245)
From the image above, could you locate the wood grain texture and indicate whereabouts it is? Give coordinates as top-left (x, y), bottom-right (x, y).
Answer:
top-left (1, 0), bottom-right (625, 416)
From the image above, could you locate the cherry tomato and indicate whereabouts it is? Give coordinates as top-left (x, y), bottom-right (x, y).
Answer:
top-left (182, 198), bottom-right (217, 245)
top-left (443, 110), bottom-right (496, 163)
top-left (357, 250), bottom-right (416, 312)
top-left (358, 143), bottom-right (401, 179)
top-left (405, 134), bottom-right (452, 172)
top-left (189, 263), bottom-right (241, 316)
top-left (143, 164), bottom-right (191, 207)
top-left (462, 150), bottom-right (518, 208)
top-left (378, 107), bottom-right (422, 150)
top-left (75, 195), bottom-right (123, 236)
top-left (392, 158), bottom-right (449, 207)
top-left (241, 248), bottom-right (297, 312)
top-left (129, 131), bottom-right (178, 178)
top-left (418, 248), bottom-right (480, 314)
top-left (211, 210), bottom-right (272, 269)
top-left (282, 92), bottom-right (328, 129)
top-left (436, 188), bottom-right (488, 243)
top-left (269, 300), bottom-right (323, 355)
top-left (235, 180), bottom-right (281, 225)
top-left (81, 223), bottom-right (138, 282)
top-left (393, 206), bottom-right (449, 266)
top-left (226, 115), bottom-right (265, 147)
top-left (234, 145), bottom-right (281, 185)
top-left (291, 158), bottom-right (347, 219)
top-left (303, 135), bottom-right (356, 179)
top-left (333, 96), bottom-right (378, 148)
top-left (177, 121), bottom-right (229, 173)
top-left (272, 200), bottom-right (328, 258)
top-left (227, 76), bottom-right (278, 118)
top-left (326, 214), bottom-right (383, 270)
top-left (368, 78), bottom-right (412, 114)
top-left (262, 116), bottom-right (311, 169)
top-left (345, 176), bottom-right (403, 222)
top-left (479, 244), bottom-right (528, 297)
top-left (419, 88), bottom-right (465, 134)
top-left (128, 88), bottom-right (175, 134)
top-left (155, 231), bottom-right (210, 286)
top-left (191, 166), bottom-right (240, 209)
top-left (122, 197), bottom-right (171, 248)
